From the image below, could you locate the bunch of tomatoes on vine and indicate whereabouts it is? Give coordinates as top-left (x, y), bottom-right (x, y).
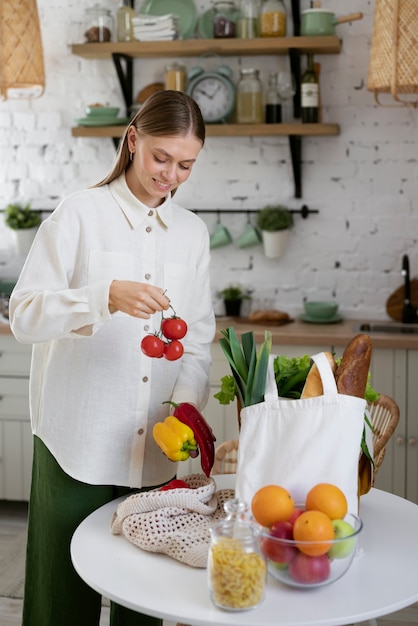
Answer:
top-left (140, 304), bottom-right (188, 362)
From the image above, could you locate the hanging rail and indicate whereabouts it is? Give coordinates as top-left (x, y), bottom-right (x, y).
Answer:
top-left (192, 205), bottom-right (318, 218)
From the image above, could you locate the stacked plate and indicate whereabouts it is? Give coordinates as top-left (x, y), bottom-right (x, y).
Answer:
top-left (136, 0), bottom-right (198, 40)
top-left (75, 105), bottom-right (129, 127)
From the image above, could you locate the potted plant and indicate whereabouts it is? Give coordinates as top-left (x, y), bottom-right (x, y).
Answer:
top-left (4, 202), bottom-right (42, 254)
top-left (218, 284), bottom-right (252, 317)
top-left (256, 205), bottom-right (293, 258)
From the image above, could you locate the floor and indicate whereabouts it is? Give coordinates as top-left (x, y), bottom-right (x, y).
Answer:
top-left (0, 502), bottom-right (416, 626)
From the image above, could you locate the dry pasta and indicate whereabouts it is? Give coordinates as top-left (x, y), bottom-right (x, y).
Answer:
top-left (208, 537), bottom-right (266, 610)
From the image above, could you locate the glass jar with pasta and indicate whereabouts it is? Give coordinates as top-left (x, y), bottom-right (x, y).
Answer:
top-left (259, 0), bottom-right (286, 37)
top-left (208, 499), bottom-right (267, 611)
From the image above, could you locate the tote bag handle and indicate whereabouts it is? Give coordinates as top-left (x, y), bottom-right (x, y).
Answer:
top-left (264, 351), bottom-right (337, 402)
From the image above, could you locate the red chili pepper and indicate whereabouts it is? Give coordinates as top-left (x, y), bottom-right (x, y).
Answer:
top-left (165, 401), bottom-right (216, 477)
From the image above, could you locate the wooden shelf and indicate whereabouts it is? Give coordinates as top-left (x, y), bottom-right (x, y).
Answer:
top-left (71, 123), bottom-right (340, 139)
top-left (71, 37), bottom-right (341, 60)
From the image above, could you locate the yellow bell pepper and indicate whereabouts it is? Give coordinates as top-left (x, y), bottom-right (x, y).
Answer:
top-left (153, 416), bottom-right (197, 462)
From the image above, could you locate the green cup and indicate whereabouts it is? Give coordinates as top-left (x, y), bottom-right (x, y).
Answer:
top-left (236, 223), bottom-right (262, 248)
top-left (210, 223), bottom-right (233, 249)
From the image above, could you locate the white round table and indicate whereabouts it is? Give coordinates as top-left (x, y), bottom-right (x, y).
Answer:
top-left (71, 476), bottom-right (418, 626)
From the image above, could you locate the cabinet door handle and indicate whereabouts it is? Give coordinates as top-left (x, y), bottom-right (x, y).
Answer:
top-left (396, 436), bottom-right (405, 445)
top-left (408, 437), bottom-right (416, 447)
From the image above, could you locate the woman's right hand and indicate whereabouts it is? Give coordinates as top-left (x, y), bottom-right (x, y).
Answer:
top-left (108, 280), bottom-right (170, 319)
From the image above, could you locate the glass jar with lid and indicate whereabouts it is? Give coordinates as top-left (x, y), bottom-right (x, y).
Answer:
top-left (237, 0), bottom-right (259, 39)
top-left (236, 68), bottom-right (264, 124)
top-left (259, 0), bottom-right (286, 37)
top-left (213, 1), bottom-right (239, 38)
top-left (84, 3), bottom-right (114, 42)
top-left (208, 499), bottom-right (267, 611)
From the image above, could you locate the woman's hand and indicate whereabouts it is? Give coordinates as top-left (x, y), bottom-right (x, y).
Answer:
top-left (108, 280), bottom-right (170, 318)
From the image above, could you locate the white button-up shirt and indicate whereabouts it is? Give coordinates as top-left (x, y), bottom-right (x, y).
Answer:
top-left (10, 175), bottom-right (215, 487)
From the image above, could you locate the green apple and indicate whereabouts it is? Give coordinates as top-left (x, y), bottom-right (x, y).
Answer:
top-left (328, 519), bottom-right (356, 559)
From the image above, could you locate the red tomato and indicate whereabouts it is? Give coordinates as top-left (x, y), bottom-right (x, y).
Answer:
top-left (163, 340), bottom-right (184, 361)
top-left (161, 317), bottom-right (188, 340)
top-left (160, 479), bottom-right (191, 491)
top-left (141, 335), bottom-right (165, 358)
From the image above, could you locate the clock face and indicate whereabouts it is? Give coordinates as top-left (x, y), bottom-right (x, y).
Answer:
top-left (189, 75), bottom-right (235, 123)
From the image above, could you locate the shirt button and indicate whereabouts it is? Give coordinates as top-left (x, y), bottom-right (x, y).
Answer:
top-left (144, 325), bottom-right (150, 332)
top-left (142, 376), bottom-right (148, 382)
top-left (137, 428), bottom-right (144, 435)
top-left (146, 226), bottom-right (152, 233)
top-left (148, 210), bottom-right (153, 216)
top-left (145, 273), bottom-right (151, 280)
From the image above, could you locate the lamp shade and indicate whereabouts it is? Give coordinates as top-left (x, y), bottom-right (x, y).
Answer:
top-left (0, 0), bottom-right (45, 100)
top-left (367, 0), bottom-right (418, 107)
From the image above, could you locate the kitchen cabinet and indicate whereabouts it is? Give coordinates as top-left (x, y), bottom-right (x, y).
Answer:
top-left (70, 35), bottom-right (341, 197)
top-left (0, 336), bottom-right (32, 501)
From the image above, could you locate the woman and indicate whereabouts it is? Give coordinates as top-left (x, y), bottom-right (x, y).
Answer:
top-left (10, 90), bottom-right (215, 626)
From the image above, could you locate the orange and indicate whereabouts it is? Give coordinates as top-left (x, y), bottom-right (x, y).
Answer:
top-left (251, 485), bottom-right (294, 528)
top-left (305, 483), bottom-right (348, 520)
top-left (293, 510), bottom-right (335, 556)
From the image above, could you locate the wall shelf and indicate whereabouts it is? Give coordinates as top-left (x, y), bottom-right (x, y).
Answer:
top-left (70, 10), bottom-right (341, 198)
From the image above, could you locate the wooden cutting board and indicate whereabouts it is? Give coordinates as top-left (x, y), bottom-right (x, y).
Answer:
top-left (386, 280), bottom-right (418, 321)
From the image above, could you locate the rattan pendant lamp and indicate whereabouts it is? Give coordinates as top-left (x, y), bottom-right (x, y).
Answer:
top-left (368, 0), bottom-right (418, 107)
top-left (0, 0), bottom-right (45, 100)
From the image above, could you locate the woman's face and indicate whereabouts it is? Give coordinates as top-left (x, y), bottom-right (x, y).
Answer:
top-left (126, 128), bottom-right (203, 207)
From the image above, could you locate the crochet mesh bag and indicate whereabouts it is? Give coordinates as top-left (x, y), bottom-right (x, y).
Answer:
top-left (110, 474), bottom-right (235, 568)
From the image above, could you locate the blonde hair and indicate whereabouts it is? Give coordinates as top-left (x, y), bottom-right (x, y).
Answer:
top-left (96, 90), bottom-right (205, 189)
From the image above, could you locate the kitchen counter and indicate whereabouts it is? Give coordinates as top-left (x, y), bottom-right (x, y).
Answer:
top-left (215, 317), bottom-right (418, 350)
top-left (2, 317), bottom-right (418, 350)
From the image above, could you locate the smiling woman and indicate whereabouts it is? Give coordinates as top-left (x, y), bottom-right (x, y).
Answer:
top-left (8, 89), bottom-right (215, 626)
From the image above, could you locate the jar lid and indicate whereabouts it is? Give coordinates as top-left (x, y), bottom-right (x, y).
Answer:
top-left (240, 68), bottom-right (260, 75)
top-left (86, 3), bottom-right (111, 16)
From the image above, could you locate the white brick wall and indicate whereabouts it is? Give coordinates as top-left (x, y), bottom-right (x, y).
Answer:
top-left (1, 0), bottom-right (417, 320)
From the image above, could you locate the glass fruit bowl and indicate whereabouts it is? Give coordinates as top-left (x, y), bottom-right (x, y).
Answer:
top-left (259, 511), bottom-right (363, 588)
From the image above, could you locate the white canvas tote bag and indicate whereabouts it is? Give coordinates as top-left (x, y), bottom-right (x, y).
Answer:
top-left (235, 352), bottom-right (366, 514)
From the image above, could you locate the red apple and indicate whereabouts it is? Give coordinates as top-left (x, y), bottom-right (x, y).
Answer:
top-left (288, 507), bottom-right (304, 528)
top-left (261, 521), bottom-right (297, 564)
top-left (289, 552), bottom-right (331, 584)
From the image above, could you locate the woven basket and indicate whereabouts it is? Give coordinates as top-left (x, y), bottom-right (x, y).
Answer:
top-left (0, 0), bottom-right (45, 99)
top-left (367, 0), bottom-right (418, 106)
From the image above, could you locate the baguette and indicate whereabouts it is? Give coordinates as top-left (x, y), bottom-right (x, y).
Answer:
top-left (249, 309), bottom-right (290, 322)
top-left (335, 333), bottom-right (372, 398)
top-left (301, 352), bottom-right (337, 398)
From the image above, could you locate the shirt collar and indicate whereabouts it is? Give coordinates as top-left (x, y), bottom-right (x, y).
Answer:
top-left (108, 174), bottom-right (174, 229)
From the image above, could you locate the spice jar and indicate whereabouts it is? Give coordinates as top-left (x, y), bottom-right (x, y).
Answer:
top-left (213, 1), bottom-right (239, 38)
top-left (236, 68), bottom-right (264, 124)
top-left (164, 63), bottom-right (187, 91)
top-left (259, 0), bottom-right (286, 37)
top-left (208, 499), bottom-right (266, 611)
top-left (237, 0), bottom-right (259, 39)
top-left (84, 3), bottom-right (114, 42)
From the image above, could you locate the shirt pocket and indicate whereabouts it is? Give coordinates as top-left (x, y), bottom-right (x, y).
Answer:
top-left (163, 263), bottom-right (194, 311)
top-left (88, 251), bottom-right (135, 283)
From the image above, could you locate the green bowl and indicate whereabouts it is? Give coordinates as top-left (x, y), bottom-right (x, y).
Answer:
top-left (304, 301), bottom-right (339, 320)
top-left (85, 106), bottom-right (120, 117)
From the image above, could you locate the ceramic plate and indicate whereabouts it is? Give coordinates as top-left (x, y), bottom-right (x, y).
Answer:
top-left (197, 8), bottom-right (215, 39)
top-left (299, 313), bottom-right (343, 324)
top-left (140, 0), bottom-right (197, 39)
top-left (75, 117), bottom-right (129, 127)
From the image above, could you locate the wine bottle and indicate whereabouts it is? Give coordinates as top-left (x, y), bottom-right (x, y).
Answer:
top-left (265, 72), bottom-right (282, 123)
top-left (301, 53), bottom-right (319, 123)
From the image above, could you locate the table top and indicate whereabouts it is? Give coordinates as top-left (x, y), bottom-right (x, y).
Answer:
top-left (71, 476), bottom-right (418, 626)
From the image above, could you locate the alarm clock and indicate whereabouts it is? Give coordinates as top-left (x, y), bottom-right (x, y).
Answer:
top-left (186, 65), bottom-right (236, 123)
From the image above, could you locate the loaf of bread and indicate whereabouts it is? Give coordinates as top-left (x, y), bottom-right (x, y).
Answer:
top-left (301, 352), bottom-right (337, 398)
top-left (249, 309), bottom-right (290, 322)
top-left (335, 333), bottom-right (372, 398)
top-left (135, 82), bottom-right (165, 104)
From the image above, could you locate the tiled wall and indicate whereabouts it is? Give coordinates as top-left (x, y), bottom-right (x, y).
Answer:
top-left (1, 0), bottom-right (417, 320)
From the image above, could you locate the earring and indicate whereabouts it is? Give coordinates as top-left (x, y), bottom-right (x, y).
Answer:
top-left (129, 151), bottom-right (134, 162)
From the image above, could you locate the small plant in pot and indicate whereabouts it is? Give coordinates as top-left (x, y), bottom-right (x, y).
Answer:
top-left (4, 202), bottom-right (42, 255)
top-left (256, 205), bottom-right (293, 259)
top-left (219, 284), bottom-right (252, 317)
